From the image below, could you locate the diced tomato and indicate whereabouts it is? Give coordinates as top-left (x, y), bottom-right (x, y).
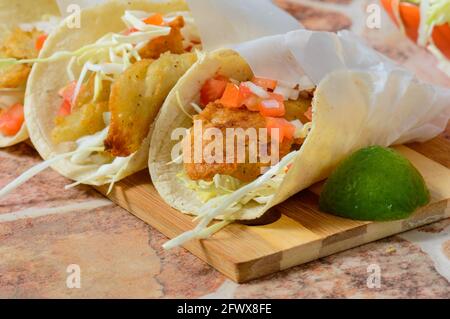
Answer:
top-left (143, 13), bottom-right (164, 26)
top-left (433, 24), bottom-right (450, 60)
top-left (266, 117), bottom-right (295, 143)
top-left (219, 83), bottom-right (243, 108)
top-left (242, 95), bottom-right (261, 112)
top-left (237, 83), bottom-right (259, 111)
top-left (381, 0), bottom-right (420, 42)
top-left (35, 34), bottom-right (48, 51)
top-left (252, 77), bottom-right (278, 91)
top-left (382, 0), bottom-right (450, 53)
top-left (200, 76), bottom-right (228, 106)
top-left (124, 27), bottom-right (139, 35)
top-left (58, 99), bottom-right (72, 117)
top-left (304, 107), bottom-right (313, 121)
top-left (259, 93), bottom-right (285, 117)
top-left (0, 103), bottom-right (24, 137)
top-left (57, 81), bottom-right (77, 117)
top-left (59, 81), bottom-right (77, 102)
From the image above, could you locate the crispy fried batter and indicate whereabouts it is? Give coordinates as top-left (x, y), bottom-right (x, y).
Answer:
top-left (139, 16), bottom-right (185, 60)
top-left (0, 28), bottom-right (43, 89)
top-left (284, 94), bottom-right (312, 123)
top-left (105, 53), bottom-right (197, 157)
top-left (1, 28), bottom-right (42, 59)
top-left (73, 74), bottom-right (111, 111)
top-left (52, 101), bottom-right (109, 144)
top-left (51, 74), bottom-right (112, 144)
top-left (184, 103), bottom-right (294, 183)
top-left (0, 64), bottom-right (31, 88)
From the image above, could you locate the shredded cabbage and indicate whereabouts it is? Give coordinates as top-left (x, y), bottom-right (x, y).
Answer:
top-left (163, 150), bottom-right (299, 249)
top-left (178, 172), bottom-right (245, 202)
top-left (0, 11), bottom-right (200, 197)
top-left (0, 11), bottom-right (197, 103)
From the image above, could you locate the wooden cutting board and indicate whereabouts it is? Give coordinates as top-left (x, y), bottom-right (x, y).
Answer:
top-left (96, 135), bottom-right (450, 283)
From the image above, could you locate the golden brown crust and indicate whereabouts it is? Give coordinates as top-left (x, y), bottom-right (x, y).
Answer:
top-left (0, 28), bottom-right (43, 89)
top-left (0, 64), bottom-right (31, 88)
top-left (51, 101), bottom-right (109, 144)
top-left (138, 16), bottom-right (186, 60)
top-left (184, 103), bottom-right (294, 183)
top-left (1, 28), bottom-right (42, 59)
top-left (105, 53), bottom-right (197, 157)
top-left (104, 59), bottom-right (153, 156)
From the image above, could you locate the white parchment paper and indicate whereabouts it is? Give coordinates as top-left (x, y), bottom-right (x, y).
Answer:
top-left (233, 29), bottom-right (450, 144)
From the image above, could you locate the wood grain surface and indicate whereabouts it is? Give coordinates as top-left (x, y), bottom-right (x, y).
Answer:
top-left (96, 133), bottom-right (450, 283)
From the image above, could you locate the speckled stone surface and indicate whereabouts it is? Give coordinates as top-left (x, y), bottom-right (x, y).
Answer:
top-left (0, 0), bottom-right (449, 298)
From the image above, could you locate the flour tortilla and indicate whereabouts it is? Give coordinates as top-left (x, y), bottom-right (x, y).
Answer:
top-left (0, 0), bottom-right (60, 148)
top-left (25, 0), bottom-right (189, 185)
top-left (149, 48), bottom-right (450, 220)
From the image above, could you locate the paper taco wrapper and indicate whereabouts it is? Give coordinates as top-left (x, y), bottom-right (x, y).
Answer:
top-left (0, 0), bottom-right (60, 148)
top-left (149, 30), bottom-right (450, 221)
top-left (24, 0), bottom-right (188, 185)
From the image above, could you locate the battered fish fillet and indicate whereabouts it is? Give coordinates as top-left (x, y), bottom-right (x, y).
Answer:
top-left (51, 74), bottom-right (112, 144)
top-left (184, 103), bottom-right (294, 183)
top-left (105, 53), bottom-right (197, 157)
top-left (139, 16), bottom-right (185, 60)
top-left (0, 64), bottom-right (31, 88)
top-left (0, 28), bottom-right (43, 89)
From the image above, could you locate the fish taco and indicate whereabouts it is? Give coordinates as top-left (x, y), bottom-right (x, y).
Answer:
top-left (149, 31), bottom-right (450, 248)
top-left (0, 0), bottom-right (60, 147)
top-left (0, 0), bottom-right (201, 196)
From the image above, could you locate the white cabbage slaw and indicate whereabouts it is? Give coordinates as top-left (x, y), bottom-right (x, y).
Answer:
top-left (164, 150), bottom-right (300, 249)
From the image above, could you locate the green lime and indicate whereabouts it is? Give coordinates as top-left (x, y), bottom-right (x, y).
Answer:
top-left (319, 146), bottom-right (430, 221)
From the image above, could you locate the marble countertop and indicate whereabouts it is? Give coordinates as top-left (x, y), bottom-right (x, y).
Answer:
top-left (0, 0), bottom-right (449, 298)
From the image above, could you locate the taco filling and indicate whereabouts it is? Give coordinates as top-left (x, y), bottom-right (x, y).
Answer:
top-left (0, 9), bottom-right (200, 196)
top-left (0, 20), bottom-right (57, 139)
top-left (166, 73), bottom-right (314, 248)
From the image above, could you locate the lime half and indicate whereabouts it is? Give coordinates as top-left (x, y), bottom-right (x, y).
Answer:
top-left (319, 146), bottom-right (430, 221)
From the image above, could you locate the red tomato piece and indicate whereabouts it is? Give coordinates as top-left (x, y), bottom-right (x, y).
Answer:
top-left (200, 76), bottom-right (228, 106)
top-left (252, 77), bottom-right (278, 91)
top-left (266, 117), bottom-right (295, 143)
top-left (143, 13), bottom-right (164, 26)
top-left (0, 103), bottom-right (24, 136)
top-left (35, 34), bottom-right (48, 51)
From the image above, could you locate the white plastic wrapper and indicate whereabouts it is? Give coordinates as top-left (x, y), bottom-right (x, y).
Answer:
top-left (57, 0), bottom-right (301, 48)
top-left (185, 0), bottom-right (301, 51)
top-left (234, 29), bottom-right (450, 144)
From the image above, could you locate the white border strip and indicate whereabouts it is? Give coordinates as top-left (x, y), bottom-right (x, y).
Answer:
top-left (0, 199), bottom-right (112, 223)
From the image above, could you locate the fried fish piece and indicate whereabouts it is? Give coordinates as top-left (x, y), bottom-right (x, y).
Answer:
top-left (52, 101), bottom-right (109, 144)
top-left (1, 28), bottom-right (42, 60)
top-left (0, 64), bottom-right (31, 88)
top-left (105, 52), bottom-right (197, 157)
top-left (284, 92), bottom-right (313, 123)
top-left (0, 28), bottom-right (43, 89)
top-left (51, 73), bottom-right (112, 144)
top-left (183, 103), bottom-right (294, 183)
top-left (138, 16), bottom-right (185, 60)
top-left (73, 74), bottom-right (111, 111)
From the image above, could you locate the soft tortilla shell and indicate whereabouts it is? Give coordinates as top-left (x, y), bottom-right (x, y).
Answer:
top-left (149, 48), bottom-right (449, 220)
top-left (25, 0), bottom-right (188, 185)
top-left (0, 0), bottom-right (60, 147)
